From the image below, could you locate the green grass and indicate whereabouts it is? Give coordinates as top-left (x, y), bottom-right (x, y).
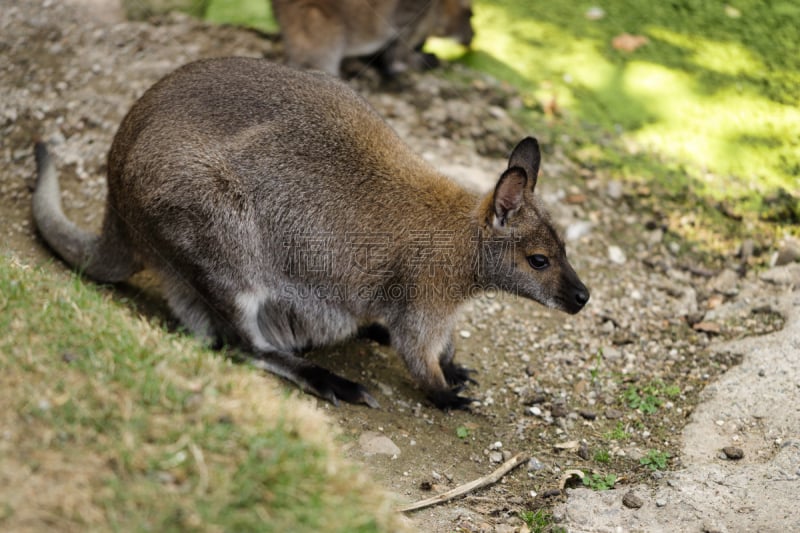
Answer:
top-left (520, 509), bottom-right (563, 533)
top-left (640, 450), bottom-right (671, 471)
top-left (593, 449), bottom-right (611, 464)
top-left (448, 1), bottom-right (799, 219)
top-left (0, 254), bottom-right (405, 532)
top-left (196, 0), bottom-right (798, 249)
top-left (582, 472), bottom-right (617, 491)
top-left (604, 422), bottom-right (630, 441)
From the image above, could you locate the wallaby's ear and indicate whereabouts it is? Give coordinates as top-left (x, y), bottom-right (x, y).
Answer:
top-left (508, 137), bottom-right (541, 193)
top-left (493, 167), bottom-right (527, 228)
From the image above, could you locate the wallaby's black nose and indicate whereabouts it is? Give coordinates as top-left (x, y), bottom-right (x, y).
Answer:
top-left (575, 287), bottom-right (590, 307)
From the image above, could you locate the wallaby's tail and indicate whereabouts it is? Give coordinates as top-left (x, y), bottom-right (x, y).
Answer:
top-left (32, 142), bottom-right (141, 282)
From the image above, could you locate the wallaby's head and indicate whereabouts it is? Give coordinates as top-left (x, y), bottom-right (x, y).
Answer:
top-left (477, 137), bottom-right (589, 314)
top-left (438, 0), bottom-right (474, 46)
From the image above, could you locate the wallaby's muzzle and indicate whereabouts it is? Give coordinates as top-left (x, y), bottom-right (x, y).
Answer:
top-left (559, 274), bottom-right (590, 314)
top-left (570, 282), bottom-right (591, 314)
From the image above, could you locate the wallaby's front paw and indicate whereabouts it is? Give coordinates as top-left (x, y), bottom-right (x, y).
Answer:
top-left (298, 366), bottom-right (380, 409)
top-left (427, 389), bottom-right (475, 411)
top-left (442, 361), bottom-right (478, 388)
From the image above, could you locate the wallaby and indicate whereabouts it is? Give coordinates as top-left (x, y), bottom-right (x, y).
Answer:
top-left (32, 57), bottom-right (589, 409)
top-left (271, 0), bottom-right (473, 77)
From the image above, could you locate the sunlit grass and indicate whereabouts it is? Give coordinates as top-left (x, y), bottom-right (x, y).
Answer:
top-left (449, 1), bottom-right (799, 211)
top-left (205, 0), bottom-right (276, 33)
top-left (201, 0), bottom-right (798, 236)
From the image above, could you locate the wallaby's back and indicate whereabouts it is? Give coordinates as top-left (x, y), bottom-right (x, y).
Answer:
top-left (109, 58), bottom-right (476, 278)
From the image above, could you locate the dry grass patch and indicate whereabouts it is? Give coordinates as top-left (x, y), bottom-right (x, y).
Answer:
top-left (0, 254), bottom-right (408, 532)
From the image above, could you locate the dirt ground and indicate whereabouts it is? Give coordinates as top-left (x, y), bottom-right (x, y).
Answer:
top-left (2, 1), bottom-right (797, 531)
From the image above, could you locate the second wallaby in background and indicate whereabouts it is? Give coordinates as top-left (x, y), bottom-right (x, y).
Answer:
top-left (271, 0), bottom-right (474, 77)
top-left (33, 57), bottom-right (589, 409)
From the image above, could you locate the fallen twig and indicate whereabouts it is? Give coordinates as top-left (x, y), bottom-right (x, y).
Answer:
top-left (397, 452), bottom-right (528, 513)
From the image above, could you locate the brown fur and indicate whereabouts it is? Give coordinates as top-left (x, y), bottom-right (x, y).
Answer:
top-left (271, 0), bottom-right (473, 77)
top-left (32, 58), bottom-right (588, 409)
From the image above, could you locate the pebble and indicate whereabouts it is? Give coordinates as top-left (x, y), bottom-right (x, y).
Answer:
top-left (578, 410), bottom-right (597, 420)
top-left (722, 446), bottom-right (744, 460)
top-left (577, 442), bottom-right (590, 460)
top-left (566, 220), bottom-right (593, 241)
top-left (608, 245), bottom-right (627, 264)
top-left (622, 491), bottom-right (644, 509)
top-left (760, 264), bottom-right (800, 285)
top-left (527, 457), bottom-right (546, 471)
top-left (459, 329), bottom-right (471, 339)
top-left (605, 408), bottom-right (624, 419)
top-left (709, 269), bottom-right (739, 296)
top-left (358, 432), bottom-right (401, 456)
top-left (655, 497), bottom-right (667, 507)
top-left (606, 180), bottom-right (623, 199)
top-left (774, 237), bottom-right (800, 266)
top-left (489, 451), bottom-right (503, 463)
top-left (551, 403), bottom-right (569, 418)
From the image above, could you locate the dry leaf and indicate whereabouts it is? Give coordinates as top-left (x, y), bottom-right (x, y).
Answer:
top-left (612, 33), bottom-right (649, 52)
top-left (553, 440), bottom-right (580, 451)
top-left (559, 469), bottom-right (585, 490)
top-left (693, 321), bottom-right (721, 334)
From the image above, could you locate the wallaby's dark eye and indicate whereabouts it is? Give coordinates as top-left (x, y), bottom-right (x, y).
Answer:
top-left (527, 254), bottom-right (549, 270)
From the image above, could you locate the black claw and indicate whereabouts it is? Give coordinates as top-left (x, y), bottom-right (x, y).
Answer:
top-left (442, 361), bottom-right (479, 388)
top-left (297, 365), bottom-right (379, 408)
top-left (427, 389), bottom-right (475, 411)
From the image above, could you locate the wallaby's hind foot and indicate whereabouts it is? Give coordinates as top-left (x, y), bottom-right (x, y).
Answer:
top-left (249, 352), bottom-right (380, 408)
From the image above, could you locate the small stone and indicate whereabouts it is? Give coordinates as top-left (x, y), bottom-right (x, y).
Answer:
top-left (709, 268), bottom-right (739, 296)
top-left (578, 410), bottom-right (597, 420)
top-left (566, 220), bottom-right (593, 241)
top-left (459, 329), bottom-right (471, 339)
top-left (527, 457), bottom-right (546, 471)
top-left (606, 180), bottom-right (623, 199)
top-left (760, 264), bottom-right (800, 285)
top-left (608, 245), bottom-right (626, 264)
top-left (722, 446), bottom-right (744, 460)
top-left (693, 321), bottom-right (721, 334)
top-left (622, 491), bottom-right (644, 509)
top-left (775, 237), bottom-right (800, 265)
top-left (605, 408), bottom-right (623, 419)
top-left (551, 402), bottom-right (569, 418)
top-left (655, 498), bottom-right (667, 507)
top-left (577, 442), bottom-right (590, 460)
top-left (489, 451), bottom-right (503, 463)
top-left (359, 432), bottom-right (401, 456)
top-left (648, 228), bottom-right (664, 245)
top-left (739, 239), bottom-right (755, 260)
